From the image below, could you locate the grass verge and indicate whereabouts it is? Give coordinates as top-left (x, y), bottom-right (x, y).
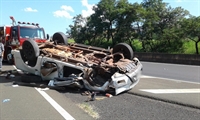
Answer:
top-left (77, 103), bottom-right (100, 119)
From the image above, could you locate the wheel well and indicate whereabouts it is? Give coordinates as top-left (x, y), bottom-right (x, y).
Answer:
top-left (63, 66), bottom-right (82, 77)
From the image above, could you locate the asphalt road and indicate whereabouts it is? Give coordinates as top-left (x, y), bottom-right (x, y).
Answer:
top-left (141, 61), bottom-right (200, 83)
top-left (64, 88), bottom-right (200, 120)
top-left (0, 76), bottom-right (94, 120)
top-left (0, 62), bottom-right (200, 120)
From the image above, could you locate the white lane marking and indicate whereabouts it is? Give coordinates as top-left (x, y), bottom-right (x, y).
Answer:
top-left (141, 61), bottom-right (200, 68)
top-left (140, 89), bottom-right (200, 94)
top-left (141, 75), bottom-right (200, 84)
top-left (12, 65), bottom-right (19, 71)
top-left (12, 84), bottom-right (19, 87)
top-left (141, 75), bottom-right (156, 78)
top-left (35, 88), bottom-right (75, 120)
top-left (40, 88), bottom-right (50, 91)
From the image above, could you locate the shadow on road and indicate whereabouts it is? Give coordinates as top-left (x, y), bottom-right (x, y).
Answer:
top-left (2, 61), bottom-right (10, 65)
top-left (0, 69), bottom-right (113, 102)
top-left (0, 72), bottom-right (89, 94)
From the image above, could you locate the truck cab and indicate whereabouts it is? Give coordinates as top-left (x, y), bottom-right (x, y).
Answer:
top-left (0, 16), bottom-right (49, 64)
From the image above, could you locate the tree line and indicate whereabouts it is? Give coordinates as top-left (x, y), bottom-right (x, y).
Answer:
top-left (67, 0), bottom-right (200, 54)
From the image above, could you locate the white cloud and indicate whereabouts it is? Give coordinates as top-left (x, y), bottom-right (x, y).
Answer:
top-left (53, 5), bottom-right (74, 19)
top-left (81, 0), bottom-right (95, 18)
top-left (24, 7), bottom-right (38, 12)
top-left (61, 5), bottom-right (74, 12)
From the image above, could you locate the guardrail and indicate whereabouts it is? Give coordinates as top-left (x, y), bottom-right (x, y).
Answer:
top-left (134, 52), bottom-right (200, 65)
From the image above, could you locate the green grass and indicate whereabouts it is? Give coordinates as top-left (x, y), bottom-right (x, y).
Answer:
top-left (183, 40), bottom-right (200, 54)
top-left (70, 38), bottom-right (200, 54)
top-left (68, 38), bottom-right (75, 43)
top-left (131, 39), bottom-right (200, 54)
top-left (132, 40), bottom-right (143, 52)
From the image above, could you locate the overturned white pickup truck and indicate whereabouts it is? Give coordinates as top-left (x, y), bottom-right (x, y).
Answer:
top-left (12, 32), bottom-right (143, 95)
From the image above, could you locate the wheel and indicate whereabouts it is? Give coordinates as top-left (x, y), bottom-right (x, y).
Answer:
top-left (22, 39), bottom-right (39, 60)
top-left (20, 50), bottom-right (27, 62)
top-left (6, 49), bottom-right (14, 64)
top-left (113, 43), bottom-right (134, 60)
top-left (52, 32), bottom-right (68, 45)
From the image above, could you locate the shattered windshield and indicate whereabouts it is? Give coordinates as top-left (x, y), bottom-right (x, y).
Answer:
top-left (19, 27), bottom-right (45, 39)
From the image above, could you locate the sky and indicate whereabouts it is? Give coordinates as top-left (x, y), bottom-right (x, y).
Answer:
top-left (0, 0), bottom-right (199, 36)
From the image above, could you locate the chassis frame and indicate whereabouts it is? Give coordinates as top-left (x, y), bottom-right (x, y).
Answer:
top-left (12, 32), bottom-right (143, 95)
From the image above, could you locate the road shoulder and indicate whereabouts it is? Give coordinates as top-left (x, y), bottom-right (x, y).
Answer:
top-left (129, 77), bottom-right (200, 109)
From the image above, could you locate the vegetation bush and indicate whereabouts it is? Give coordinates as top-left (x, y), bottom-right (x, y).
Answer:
top-left (67, 0), bottom-right (200, 54)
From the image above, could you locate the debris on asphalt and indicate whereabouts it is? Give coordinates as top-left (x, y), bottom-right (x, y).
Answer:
top-left (10, 74), bottom-right (15, 78)
top-left (91, 92), bottom-right (96, 101)
top-left (2, 99), bottom-right (10, 103)
top-left (5, 72), bottom-right (11, 79)
top-left (85, 91), bottom-right (98, 102)
top-left (6, 74), bottom-right (15, 79)
top-left (0, 69), bottom-right (24, 79)
top-left (105, 93), bottom-right (113, 98)
top-left (81, 91), bottom-right (91, 96)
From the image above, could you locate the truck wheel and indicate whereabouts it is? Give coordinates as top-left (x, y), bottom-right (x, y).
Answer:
top-left (113, 43), bottom-right (134, 60)
top-left (52, 32), bottom-right (68, 45)
top-left (22, 39), bottom-right (39, 60)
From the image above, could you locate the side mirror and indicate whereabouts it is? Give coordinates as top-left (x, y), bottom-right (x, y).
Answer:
top-left (46, 34), bottom-right (49, 40)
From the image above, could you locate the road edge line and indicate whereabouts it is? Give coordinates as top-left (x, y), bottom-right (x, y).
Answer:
top-left (142, 75), bottom-right (200, 84)
top-left (127, 92), bottom-right (200, 110)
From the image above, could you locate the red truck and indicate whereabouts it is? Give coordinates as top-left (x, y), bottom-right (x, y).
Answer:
top-left (0, 16), bottom-right (49, 64)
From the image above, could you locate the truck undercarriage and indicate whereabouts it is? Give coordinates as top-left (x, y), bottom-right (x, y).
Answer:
top-left (12, 32), bottom-right (143, 95)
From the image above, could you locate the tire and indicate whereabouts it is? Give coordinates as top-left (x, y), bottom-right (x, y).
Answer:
top-left (20, 50), bottom-right (27, 62)
top-left (52, 32), bottom-right (68, 45)
top-left (113, 43), bottom-right (134, 60)
top-left (22, 39), bottom-right (39, 60)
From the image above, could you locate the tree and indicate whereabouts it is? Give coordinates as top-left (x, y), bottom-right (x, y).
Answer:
top-left (140, 0), bottom-right (189, 52)
top-left (114, 1), bottom-right (144, 48)
top-left (68, 14), bottom-right (98, 44)
top-left (67, 0), bottom-right (196, 54)
top-left (140, 0), bottom-right (167, 51)
top-left (97, 0), bottom-right (117, 45)
top-left (180, 16), bottom-right (200, 54)
top-left (153, 6), bottom-right (189, 53)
